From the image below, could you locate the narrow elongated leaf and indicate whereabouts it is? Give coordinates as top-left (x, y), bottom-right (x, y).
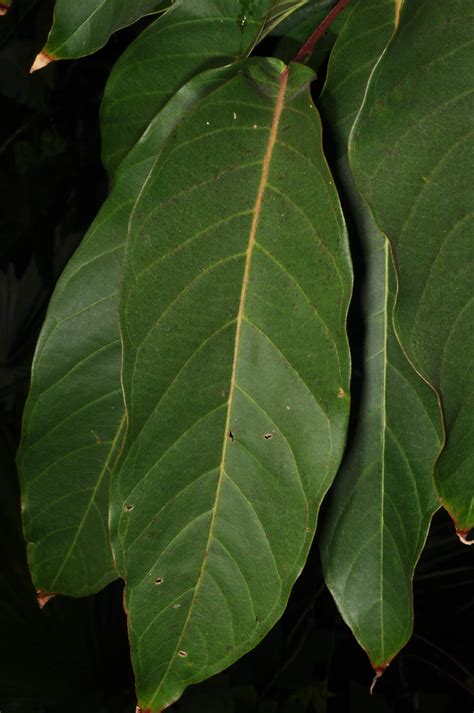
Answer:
top-left (350, 0), bottom-right (474, 536)
top-left (318, 0), bottom-right (441, 671)
top-left (41, 0), bottom-right (172, 60)
top-left (112, 58), bottom-right (352, 710)
top-left (100, 0), bottom-right (308, 178)
top-left (19, 2), bottom-right (276, 596)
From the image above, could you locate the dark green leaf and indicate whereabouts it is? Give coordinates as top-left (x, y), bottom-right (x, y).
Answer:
top-left (42, 0), bottom-right (172, 60)
top-left (18, 0), bottom-right (288, 598)
top-left (318, 0), bottom-right (441, 670)
top-left (350, 0), bottom-right (474, 537)
top-left (100, 0), bottom-right (308, 179)
top-left (112, 57), bottom-right (352, 709)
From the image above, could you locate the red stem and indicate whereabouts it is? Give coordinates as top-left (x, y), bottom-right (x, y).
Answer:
top-left (293, 0), bottom-right (353, 64)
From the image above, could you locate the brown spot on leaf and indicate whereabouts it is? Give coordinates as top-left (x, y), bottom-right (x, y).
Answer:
top-left (228, 429), bottom-right (234, 441)
top-left (337, 387), bottom-right (345, 398)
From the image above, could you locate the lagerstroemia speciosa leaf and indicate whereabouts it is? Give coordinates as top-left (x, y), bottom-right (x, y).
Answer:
top-left (350, 0), bottom-right (474, 538)
top-left (19, 0), bottom-right (298, 597)
top-left (317, 0), bottom-right (442, 673)
top-left (111, 57), bottom-right (351, 709)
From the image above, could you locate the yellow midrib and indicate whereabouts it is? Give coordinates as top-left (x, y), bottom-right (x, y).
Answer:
top-left (394, 0), bottom-right (404, 29)
top-left (149, 66), bottom-right (290, 707)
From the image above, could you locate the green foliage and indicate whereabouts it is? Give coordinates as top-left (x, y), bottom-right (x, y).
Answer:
top-left (13, 0), bottom-right (473, 709)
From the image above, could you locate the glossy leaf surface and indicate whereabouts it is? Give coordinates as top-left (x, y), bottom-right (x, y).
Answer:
top-left (318, 0), bottom-right (441, 670)
top-left (43, 0), bottom-right (172, 60)
top-left (112, 58), bottom-right (352, 710)
top-left (350, 0), bottom-right (474, 535)
top-left (19, 0), bottom-right (278, 596)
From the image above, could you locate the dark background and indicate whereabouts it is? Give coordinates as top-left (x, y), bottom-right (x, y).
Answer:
top-left (0, 2), bottom-right (472, 711)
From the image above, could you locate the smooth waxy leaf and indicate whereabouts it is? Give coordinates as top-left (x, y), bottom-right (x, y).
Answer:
top-left (19, 1), bottom-right (277, 596)
top-left (318, 0), bottom-right (442, 671)
top-left (41, 0), bottom-right (172, 60)
top-left (111, 57), bottom-right (352, 710)
top-left (101, 0), bottom-right (309, 178)
top-left (350, 0), bottom-right (474, 537)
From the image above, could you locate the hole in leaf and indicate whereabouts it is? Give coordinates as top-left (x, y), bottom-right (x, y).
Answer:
top-left (228, 430), bottom-right (234, 441)
top-left (178, 650), bottom-right (188, 657)
top-left (264, 433), bottom-right (273, 440)
top-left (154, 577), bottom-right (164, 585)
top-left (124, 504), bottom-right (134, 512)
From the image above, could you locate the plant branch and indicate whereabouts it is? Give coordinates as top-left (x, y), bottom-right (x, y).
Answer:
top-left (293, 0), bottom-right (353, 64)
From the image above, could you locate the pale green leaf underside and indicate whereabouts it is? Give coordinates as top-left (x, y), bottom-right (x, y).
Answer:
top-left (350, 0), bottom-right (474, 533)
top-left (112, 58), bottom-right (352, 709)
top-left (318, 0), bottom-right (441, 669)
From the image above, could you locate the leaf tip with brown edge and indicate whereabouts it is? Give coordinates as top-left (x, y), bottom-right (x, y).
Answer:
top-left (447, 508), bottom-right (474, 545)
top-left (369, 662), bottom-right (390, 694)
top-left (36, 589), bottom-right (56, 608)
top-left (455, 526), bottom-right (474, 546)
top-left (30, 51), bottom-right (55, 73)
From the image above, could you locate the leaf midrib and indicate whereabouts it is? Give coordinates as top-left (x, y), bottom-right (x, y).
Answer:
top-left (149, 66), bottom-right (290, 705)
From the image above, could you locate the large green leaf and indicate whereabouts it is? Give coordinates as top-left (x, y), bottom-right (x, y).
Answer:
top-left (41, 0), bottom-right (172, 60)
top-left (350, 0), bottom-right (474, 537)
top-left (318, 0), bottom-right (441, 671)
top-left (19, 1), bottom-right (281, 597)
top-left (111, 57), bottom-right (352, 710)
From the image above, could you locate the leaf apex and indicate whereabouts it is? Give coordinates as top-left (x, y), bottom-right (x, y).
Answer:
top-left (455, 527), bottom-right (474, 546)
top-left (30, 50), bottom-right (55, 74)
top-left (36, 589), bottom-right (56, 608)
top-left (369, 662), bottom-right (390, 694)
